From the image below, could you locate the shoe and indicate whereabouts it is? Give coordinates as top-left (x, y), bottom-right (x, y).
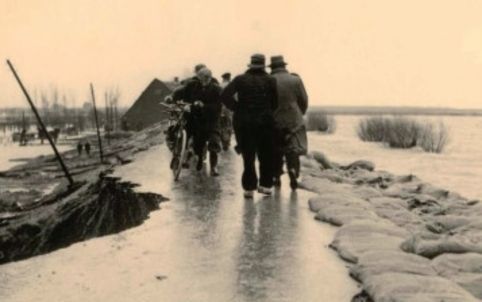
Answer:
top-left (244, 190), bottom-right (254, 198)
top-left (257, 186), bottom-right (272, 196)
top-left (288, 169), bottom-right (298, 191)
top-left (273, 177), bottom-right (281, 187)
top-left (211, 167), bottom-right (220, 177)
top-left (234, 145), bottom-right (241, 154)
top-left (196, 157), bottom-right (203, 171)
top-left (170, 157), bottom-right (179, 170)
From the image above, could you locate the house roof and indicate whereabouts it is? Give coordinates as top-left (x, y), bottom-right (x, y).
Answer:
top-left (121, 78), bottom-right (173, 131)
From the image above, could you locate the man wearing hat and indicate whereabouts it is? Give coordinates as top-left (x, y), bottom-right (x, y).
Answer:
top-left (269, 55), bottom-right (308, 190)
top-left (220, 54), bottom-right (278, 198)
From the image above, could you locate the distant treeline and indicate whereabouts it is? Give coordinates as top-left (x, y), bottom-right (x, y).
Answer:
top-left (0, 106), bottom-right (128, 131)
top-left (309, 106), bottom-right (482, 116)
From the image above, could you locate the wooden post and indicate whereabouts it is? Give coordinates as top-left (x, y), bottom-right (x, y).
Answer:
top-left (104, 92), bottom-right (110, 145)
top-left (90, 83), bottom-right (104, 163)
top-left (6, 59), bottom-right (74, 186)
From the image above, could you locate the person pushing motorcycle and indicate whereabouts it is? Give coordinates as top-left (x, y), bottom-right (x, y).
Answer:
top-left (168, 67), bottom-right (222, 176)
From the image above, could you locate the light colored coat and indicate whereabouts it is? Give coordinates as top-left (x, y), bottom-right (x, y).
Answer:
top-left (271, 68), bottom-right (308, 130)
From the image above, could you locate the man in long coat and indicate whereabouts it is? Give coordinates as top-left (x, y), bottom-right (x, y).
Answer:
top-left (269, 55), bottom-right (308, 190)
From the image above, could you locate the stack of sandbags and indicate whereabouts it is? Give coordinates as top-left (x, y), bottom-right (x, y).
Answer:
top-left (349, 249), bottom-right (479, 301)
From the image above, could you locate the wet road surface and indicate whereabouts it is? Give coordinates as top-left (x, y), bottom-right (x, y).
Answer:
top-left (0, 144), bottom-right (358, 302)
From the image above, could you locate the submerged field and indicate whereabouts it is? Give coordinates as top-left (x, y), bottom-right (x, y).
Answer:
top-left (309, 115), bottom-right (482, 201)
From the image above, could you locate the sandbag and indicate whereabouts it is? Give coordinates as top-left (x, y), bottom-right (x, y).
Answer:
top-left (315, 205), bottom-right (379, 226)
top-left (433, 253), bottom-right (482, 275)
top-left (363, 272), bottom-right (478, 302)
top-left (432, 253), bottom-right (482, 298)
top-left (374, 206), bottom-right (424, 231)
top-left (417, 183), bottom-right (450, 200)
top-left (299, 155), bottom-right (321, 171)
top-left (308, 169), bottom-right (352, 184)
top-left (368, 197), bottom-right (408, 209)
top-left (368, 197), bottom-right (423, 231)
top-left (299, 175), bottom-right (353, 195)
top-left (424, 215), bottom-right (475, 234)
top-left (352, 186), bottom-right (383, 200)
top-left (308, 193), bottom-right (369, 213)
top-left (351, 250), bottom-right (437, 282)
top-left (331, 220), bottom-right (409, 263)
top-left (382, 182), bottom-right (420, 198)
top-left (393, 174), bottom-right (420, 184)
top-left (343, 160), bottom-right (375, 171)
top-left (402, 233), bottom-right (482, 258)
top-left (310, 150), bottom-right (334, 169)
top-left (446, 273), bottom-right (482, 299)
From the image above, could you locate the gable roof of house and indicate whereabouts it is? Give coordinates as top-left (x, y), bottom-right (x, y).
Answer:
top-left (121, 78), bottom-right (174, 131)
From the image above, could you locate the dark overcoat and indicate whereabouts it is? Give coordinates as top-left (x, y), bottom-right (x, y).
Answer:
top-left (219, 69), bottom-right (278, 151)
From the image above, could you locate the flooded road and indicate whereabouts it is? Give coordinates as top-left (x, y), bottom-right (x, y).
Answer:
top-left (0, 144), bottom-right (358, 302)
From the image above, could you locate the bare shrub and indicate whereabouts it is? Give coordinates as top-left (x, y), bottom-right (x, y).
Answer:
top-left (306, 111), bottom-right (336, 133)
top-left (417, 122), bottom-right (449, 153)
top-left (357, 116), bottom-right (387, 142)
top-left (384, 117), bottom-right (420, 148)
top-left (357, 116), bottom-right (450, 153)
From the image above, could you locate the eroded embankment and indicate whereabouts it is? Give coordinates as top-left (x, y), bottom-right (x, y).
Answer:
top-left (0, 175), bottom-right (166, 264)
top-left (0, 123), bottom-right (168, 265)
top-left (300, 151), bottom-right (482, 302)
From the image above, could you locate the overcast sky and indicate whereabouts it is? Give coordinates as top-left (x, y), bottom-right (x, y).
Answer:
top-left (2, 0), bottom-right (482, 109)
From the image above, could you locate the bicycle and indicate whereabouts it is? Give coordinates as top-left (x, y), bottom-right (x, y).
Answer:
top-left (161, 100), bottom-right (191, 181)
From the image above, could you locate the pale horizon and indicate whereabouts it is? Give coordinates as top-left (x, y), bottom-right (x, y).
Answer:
top-left (2, 0), bottom-right (482, 110)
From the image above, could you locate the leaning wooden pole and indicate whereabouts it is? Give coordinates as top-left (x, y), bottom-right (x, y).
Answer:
top-left (104, 92), bottom-right (110, 145)
top-left (6, 59), bottom-right (74, 186)
top-left (90, 83), bottom-right (104, 163)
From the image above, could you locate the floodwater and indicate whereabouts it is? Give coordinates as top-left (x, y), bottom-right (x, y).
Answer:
top-left (0, 144), bottom-right (358, 302)
top-left (0, 143), bottom-right (72, 172)
top-left (310, 115), bottom-right (482, 201)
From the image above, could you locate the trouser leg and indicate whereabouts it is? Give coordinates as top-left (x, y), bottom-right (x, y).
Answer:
top-left (209, 151), bottom-right (218, 168)
top-left (272, 128), bottom-right (285, 178)
top-left (232, 116), bottom-right (242, 154)
top-left (240, 128), bottom-right (257, 191)
top-left (241, 150), bottom-right (257, 190)
top-left (193, 134), bottom-right (206, 158)
top-left (257, 126), bottom-right (274, 188)
top-left (286, 153), bottom-right (300, 177)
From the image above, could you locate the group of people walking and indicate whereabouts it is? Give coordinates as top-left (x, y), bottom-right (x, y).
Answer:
top-left (77, 141), bottom-right (91, 156)
top-left (167, 54), bottom-right (308, 198)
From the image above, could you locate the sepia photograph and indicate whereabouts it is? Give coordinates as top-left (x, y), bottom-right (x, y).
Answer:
top-left (1, 0), bottom-right (482, 301)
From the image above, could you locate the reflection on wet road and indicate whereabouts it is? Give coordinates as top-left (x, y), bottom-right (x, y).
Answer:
top-left (0, 144), bottom-right (357, 302)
